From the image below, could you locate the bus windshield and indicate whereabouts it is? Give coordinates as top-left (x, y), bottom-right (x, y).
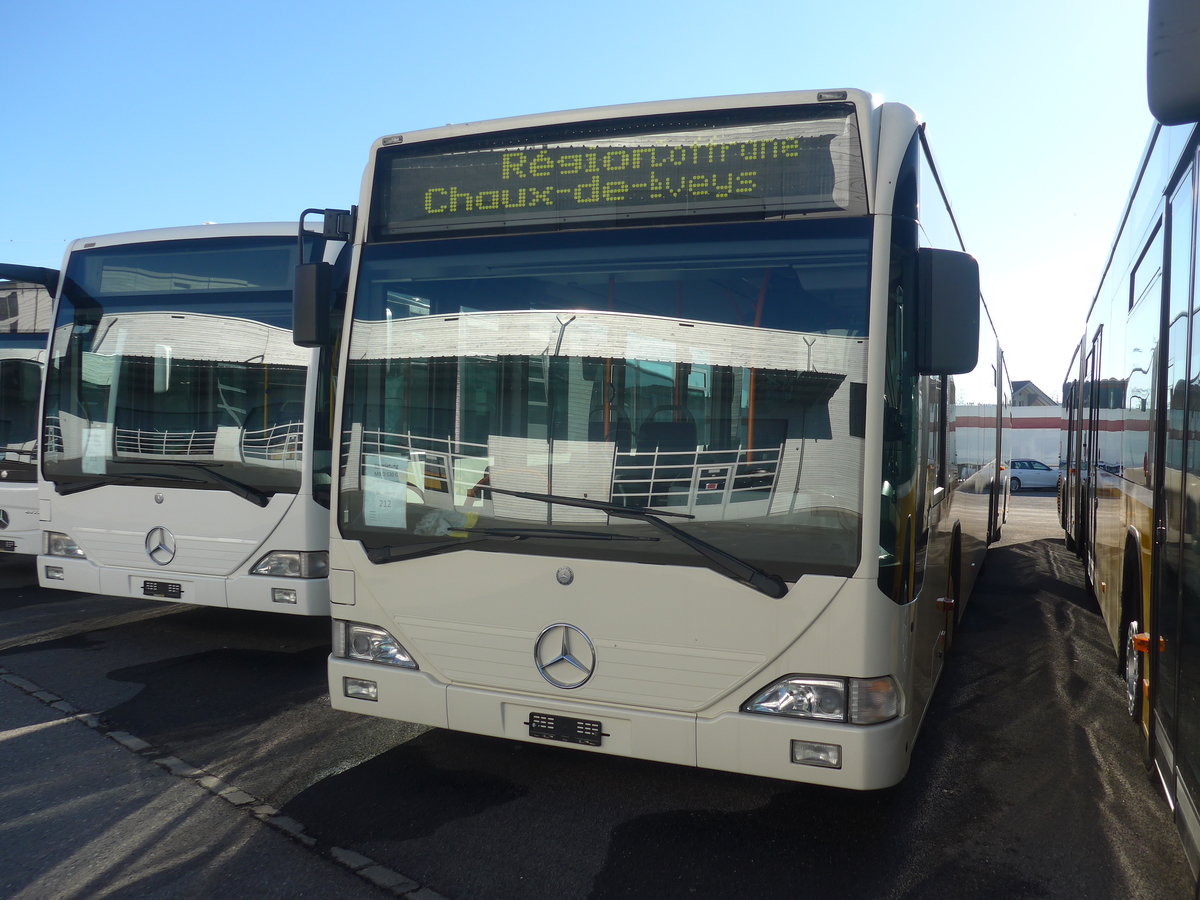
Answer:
top-left (340, 219), bottom-right (871, 580)
top-left (43, 236), bottom-right (308, 496)
top-left (0, 333), bottom-right (46, 483)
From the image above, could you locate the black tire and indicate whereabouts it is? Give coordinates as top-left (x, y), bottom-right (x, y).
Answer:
top-left (1011, 477), bottom-right (1022, 492)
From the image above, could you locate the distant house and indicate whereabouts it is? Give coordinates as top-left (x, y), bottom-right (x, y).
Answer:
top-left (1013, 380), bottom-right (1056, 407)
top-left (1004, 381), bottom-right (1064, 465)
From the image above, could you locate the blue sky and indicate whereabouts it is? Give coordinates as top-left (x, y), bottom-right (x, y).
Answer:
top-left (1, 1), bottom-right (1153, 398)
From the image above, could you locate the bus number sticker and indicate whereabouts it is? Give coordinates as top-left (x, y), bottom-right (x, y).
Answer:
top-left (363, 453), bottom-right (415, 528)
top-left (82, 425), bottom-right (109, 473)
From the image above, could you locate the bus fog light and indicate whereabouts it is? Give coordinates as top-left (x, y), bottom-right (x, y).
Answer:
top-left (343, 677), bottom-right (378, 701)
top-left (791, 740), bottom-right (842, 768)
top-left (272, 588), bottom-right (298, 604)
top-left (849, 676), bottom-right (900, 724)
top-left (741, 676), bottom-right (846, 721)
top-left (45, 565), bottom-right (65, 580)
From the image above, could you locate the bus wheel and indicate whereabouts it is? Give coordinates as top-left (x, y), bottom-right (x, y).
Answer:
top-left (1124, 619), bottom-right (1143, 720)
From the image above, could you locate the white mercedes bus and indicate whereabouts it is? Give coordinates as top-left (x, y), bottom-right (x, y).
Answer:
top-left (300, 90), bottom-right (1009, 787)
top-left (0, 274), bottom-right (54, 555)
top-left (39, 222), bottom-right (345, 615)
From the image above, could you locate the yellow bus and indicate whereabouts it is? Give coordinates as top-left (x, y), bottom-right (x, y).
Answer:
top-left (1061, 117), bottom-right (1200, 871)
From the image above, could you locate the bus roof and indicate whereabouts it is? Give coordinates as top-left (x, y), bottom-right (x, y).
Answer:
top-left (370, 89), bottom-right (885, 152)
top-left (63, 222), bottom-right (297, 255)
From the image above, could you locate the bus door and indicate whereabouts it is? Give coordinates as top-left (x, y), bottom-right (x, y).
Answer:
top-left (1152, 163), bottom-right (1199, 852)
top-left (992, 349), bottom-right (1010, 542)
top-left (1084, 331), bottom-right (1102, 579)
top-left (1061, 345), bottom-right (1083, 551)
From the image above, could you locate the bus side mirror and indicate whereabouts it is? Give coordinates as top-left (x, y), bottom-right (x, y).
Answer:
top-left (916, 248), bottom-right (979, 375)
top-left (1148, 0), bottom-right (1200, 125)
top-left (293, 261), bottom-right (332, 348)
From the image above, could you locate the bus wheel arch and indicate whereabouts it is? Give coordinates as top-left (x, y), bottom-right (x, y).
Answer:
top-left (1060, 480), bottom-right (1077, 554)
top-left (1120, 534), bottom-right (1145, 721)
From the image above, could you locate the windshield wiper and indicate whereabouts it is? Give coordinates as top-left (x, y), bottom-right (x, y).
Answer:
top-left (55, 471), bottom-right (207, 495)
top-left (367, 535), bottom-right (506, 564)
top-left (95, 460), bottom-right (272, 507)
top-left (366, 527), bottom-right (656, 565)
top-left (458, 527), bottom-right (659, 542)
top-left (485, 487), bottom-right (789, 598)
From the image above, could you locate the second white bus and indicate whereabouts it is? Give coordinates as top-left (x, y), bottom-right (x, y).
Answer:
top-left (0, 274), bottom-right (54, 556)
top-left (38, 222), bottom-right (345, 615)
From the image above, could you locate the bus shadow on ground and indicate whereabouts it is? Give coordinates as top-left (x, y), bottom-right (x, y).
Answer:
top-left (274, 536), bottom-right (1192, 899)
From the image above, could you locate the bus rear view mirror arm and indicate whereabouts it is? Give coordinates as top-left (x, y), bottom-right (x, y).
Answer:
top-left (916, 247), bottom-right (980, 376)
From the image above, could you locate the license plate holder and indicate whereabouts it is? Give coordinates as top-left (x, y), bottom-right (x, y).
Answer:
top-left (527, 712), bottom-right (604, 747)
top-left (0, 540), bottom-right (15, 552)
top-left (142, 580), bottom-right (182, 599)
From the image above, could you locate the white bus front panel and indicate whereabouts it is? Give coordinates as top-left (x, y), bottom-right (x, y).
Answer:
top-left (0, 485), bottom-right (40, 554)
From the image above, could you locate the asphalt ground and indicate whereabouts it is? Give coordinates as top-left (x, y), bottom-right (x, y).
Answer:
top-left (896, 493), bottom-right (1196, 898)
top-left (0, 492), bottom-right (1195, 899)
top-left (0, 561), bottom-right (400, 900)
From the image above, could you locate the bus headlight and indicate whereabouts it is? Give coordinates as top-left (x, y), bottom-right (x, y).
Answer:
top-left (44, 531), bottom-right (86, 559)
top-left (250, 550), bottom-right (329, 578)
top-left (333, 620), bottom-right (417, 669)
top-left (742, 676), bottom-right (845, 721)
top-left (742, 675), bottom-right (900, 724)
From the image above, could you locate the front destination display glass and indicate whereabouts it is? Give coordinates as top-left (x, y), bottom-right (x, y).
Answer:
top-left (372, 104), bottom-right (867, 238)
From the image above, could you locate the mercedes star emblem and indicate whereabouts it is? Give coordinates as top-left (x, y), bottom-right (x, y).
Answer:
top-left (145, 526), bottom-right (177, 566)
top-left (533, 623), bottom-right (596, 689)
top-left (0, 509), bottom-right (8, 531)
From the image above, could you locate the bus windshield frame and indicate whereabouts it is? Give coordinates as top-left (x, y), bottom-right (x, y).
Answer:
top-left (0, 332), bottom-right (47, 482)
top-left (42, 235), bottom-right (311, 497)
top-left (339, 218), bottom-right (872, 581)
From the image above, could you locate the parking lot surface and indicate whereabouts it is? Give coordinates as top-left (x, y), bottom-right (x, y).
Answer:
top-left (0, 493), bottom-right (1194, 899)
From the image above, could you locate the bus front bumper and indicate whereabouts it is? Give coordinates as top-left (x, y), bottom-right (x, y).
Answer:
top-left (38, 555), bottom-right (330, 616)
top-left (0, 526), bottom-right (41, 555)
top-left (328, 657), bottom-right (914, 790)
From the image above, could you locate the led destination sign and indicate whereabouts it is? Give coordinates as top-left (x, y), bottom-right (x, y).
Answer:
top-left (372, 105), bottom-right (866, 237)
